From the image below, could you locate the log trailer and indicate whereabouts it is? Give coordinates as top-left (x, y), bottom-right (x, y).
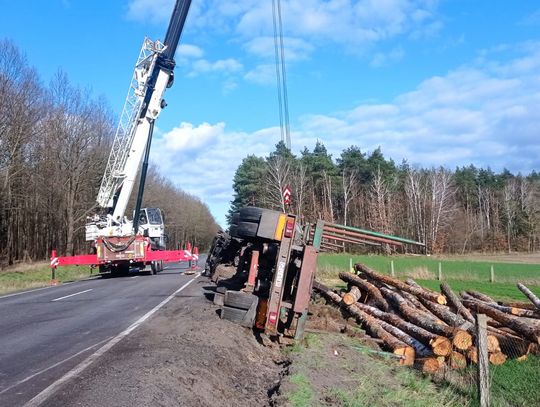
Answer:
top-left (51, 0), bottom-right (198, 275)
top-left (206, 207), bottom-right (424, 340)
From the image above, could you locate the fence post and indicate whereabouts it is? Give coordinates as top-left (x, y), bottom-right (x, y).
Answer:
top-left (390, 260), bottom-right (395, 277)
top-left (490, 265), bottom-right (495, 283)
top-left (476, 313), bottom-right (490, 407)
top-left (350, 257), bottom-right (353, 273)
top-left (438, 262), bottom-right (442, 281)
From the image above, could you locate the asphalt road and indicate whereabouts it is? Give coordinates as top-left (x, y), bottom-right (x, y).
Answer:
top-left (0, 257), bottom-right (205, 406)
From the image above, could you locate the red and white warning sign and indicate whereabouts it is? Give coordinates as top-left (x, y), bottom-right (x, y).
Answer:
top-left (283, 185), bottom-right (292, 205)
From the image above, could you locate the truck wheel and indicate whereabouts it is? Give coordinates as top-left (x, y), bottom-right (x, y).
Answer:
top-left (239, 207), bottom-right (263, 222)
top-left (237, 221), bottom-right (258, 238)
top-left (150, 262), bottom-right (157, 275)
top-left (224, 291), bottom-right (258, 310)
top-left (221, 305), bottom-right (248, 323)
top-left (229, 224), bottom-right (239, 238)
top-left (231, 212), bottom-right (240, 225)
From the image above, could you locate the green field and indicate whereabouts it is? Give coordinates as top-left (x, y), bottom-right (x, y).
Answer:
top-left (0, 262), bottom-right (95, 295)
top-left (317, 253), bottom-right (540, 301)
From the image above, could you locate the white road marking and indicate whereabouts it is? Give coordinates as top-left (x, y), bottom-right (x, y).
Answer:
top-left (130, 276), bottom-right (138, 279)
top-left (24, 273), bottom-right (200, 407)
top-left (51, 289), bottom-right (93, 302)
top-left (0, 286), bottom-right (53, 300)
top-left (0, 337), bottom-right (113, 396)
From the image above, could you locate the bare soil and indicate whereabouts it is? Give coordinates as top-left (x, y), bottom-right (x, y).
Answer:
top-left (43, 276), bottom-right (287, 407)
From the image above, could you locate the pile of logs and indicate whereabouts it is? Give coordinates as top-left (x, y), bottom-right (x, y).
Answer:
top-left (313, 263), bottom-right (540, 373)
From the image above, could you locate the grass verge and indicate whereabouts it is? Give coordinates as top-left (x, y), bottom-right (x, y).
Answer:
top-left (0, 262), bottom-right (95, 295)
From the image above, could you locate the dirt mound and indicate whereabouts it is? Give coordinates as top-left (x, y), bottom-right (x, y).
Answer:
top-left (43, 277), bottom-right (287, 407)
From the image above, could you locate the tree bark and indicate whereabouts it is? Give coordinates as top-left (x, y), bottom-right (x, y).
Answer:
top-left (357, 263), bottom-right (446, 305)
top-left (517, 283), bottom-right (540, 310)
top-left (340, 271), bottom-right (389, 311)
top-left (463, 299), bottom-right (540, 344)
top-left (440, 282), bottom-right (475, 323)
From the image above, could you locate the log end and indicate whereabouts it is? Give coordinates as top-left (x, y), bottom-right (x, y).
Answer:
top-left (489, 351), bottom-right (507, 366)
top-left (421, 358), bottom-right (442, 374)
top-left (449, 351), bottom-right (467, 370)
top-left (431, 336), bottom-right (452, 357)
top-left (395, 346), bottom-right (415, 366)
top-left (486, 334), bottom-right (501, 353)
top-left (436, 295), bottom-right (447, 305)
top-left (452, 329), bottom-right (473, 351)
top-left (467, 346), bottom-right (478, 364)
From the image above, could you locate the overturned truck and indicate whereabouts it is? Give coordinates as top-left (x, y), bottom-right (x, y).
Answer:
top-left (205, 207), bottom-right (424, 341)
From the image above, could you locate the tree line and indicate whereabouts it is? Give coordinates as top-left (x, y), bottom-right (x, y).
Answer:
top-left (0, 39), bottom-right (218, 267)
top-left (229, 141), bottom-right (540, 254)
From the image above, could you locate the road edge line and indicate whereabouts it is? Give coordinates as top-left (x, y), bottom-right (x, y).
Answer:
top-left (24, 273), bottom-right (200, 407)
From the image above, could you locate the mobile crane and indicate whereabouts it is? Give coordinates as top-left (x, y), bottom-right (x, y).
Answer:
top-left (50, 0), bottom-right (198, 275)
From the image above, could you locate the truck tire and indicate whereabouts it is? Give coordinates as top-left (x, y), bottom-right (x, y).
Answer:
top-left (150, 261), bottom-right (157, 275)
top-left (239, 207), bottom-right (264, 222)
top-left (221, 305), bottom-right (248, 323)
top-left (229, 224), bottom-right (239, 238)
top-left (224, 291), bottom-right (258, 310)
top-left (231, 212), bottom-right (240, 225)
top-left (237, 221), bottom-right (258, 238)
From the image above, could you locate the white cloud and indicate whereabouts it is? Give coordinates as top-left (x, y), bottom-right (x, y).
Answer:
top-left (159, 122), bottom-right (225, 152)
top-left (176, 44), bottom-right (204, 58)
top-left (127, 0), bottom-right (441, 55)
top-left (189, 58), bottom-right (243, 77)
top-left (151, 41), bottom-right (540, 226)
top-left (244, 64), bottom-right (276, 85)
top-left (244, 36), bottom-right (314, 61)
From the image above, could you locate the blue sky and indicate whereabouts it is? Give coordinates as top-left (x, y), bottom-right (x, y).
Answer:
top-left (2, 1), bottom-right (539, 227)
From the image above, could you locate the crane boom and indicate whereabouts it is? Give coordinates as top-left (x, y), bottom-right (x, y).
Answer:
top-left (89, 0), bottom-right (192, 241)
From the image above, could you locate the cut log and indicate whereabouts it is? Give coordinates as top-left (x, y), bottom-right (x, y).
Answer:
top-left (453, 330), bottom-right (474, 351)
top-left (313, 283), bottom-right (415, 365)
top-left (498, 301), bottom-right (537, 311)
top-left (374, 317), bottom-right (431, 357)
top-left (345, 302), bottom-right (415, 366)
top-left (421, 358), bottom-right (442, 374)
top-left (400, 290), bottom-right (432, 313)
top-left (440, 282), bottom-right (475, 323)
top-left (381, 288), bottom-right (455, 337)
top-left (486, 335), bottom-right (501, 353)
top-left (355, 303), bottom-right (437, 344)
top-left (489, 351), bottom-right (507, 365)
top-left (485, 303), bottom-right (540, 319)
top-left (342, 286), bottom-right (362, 306)
top-left (339, 272), bottom-right (389, 311)
top-left (431, 336), bottom-right (453, 356)
top-left (466, 290), bottom-right (496, 304)
top-left (405, 278), bottom-right (422, 288)
top-left (517, 283), bottom-right (540, 311)
top-left (468, 346), bottom-right (478, 364)
top-left (355, 264), bottom-right (447, 305)
top-left (418, 296), bottom-right (471, 329)
top-left (463, 299), bottom-right (540, 344)
top-left (449, 351), bottom-right (467, 369)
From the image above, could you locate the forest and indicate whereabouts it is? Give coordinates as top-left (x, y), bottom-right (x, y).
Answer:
top-left (0, 39), bottom-right (218, 267)
top-left (229, 141), bottom-right (540, 254)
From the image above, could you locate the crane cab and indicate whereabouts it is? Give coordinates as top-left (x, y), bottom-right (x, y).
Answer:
top-left (137, 207), bottom-right (166, 250)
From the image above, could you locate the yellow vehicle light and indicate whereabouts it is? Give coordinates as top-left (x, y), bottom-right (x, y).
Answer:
top-left (274, 214), bottom-right (287, 241)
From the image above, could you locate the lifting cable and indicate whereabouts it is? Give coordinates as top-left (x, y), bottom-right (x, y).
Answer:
top-left (272, 0), bottom-right (291, 149)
